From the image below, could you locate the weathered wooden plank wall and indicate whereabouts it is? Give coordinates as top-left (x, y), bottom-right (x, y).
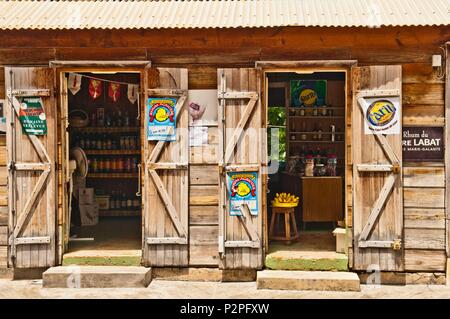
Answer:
top-left (0, 26), bottom-right (447, 271)
top-left (188, 68), bottom-right (220, 266)
top-left (0, 67), bottom-right (7, 268)
top-left (402, 61), bottom-right (446, 272)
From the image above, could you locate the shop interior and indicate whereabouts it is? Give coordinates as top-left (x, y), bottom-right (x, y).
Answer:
top-left (267, 71), bottom-right (346, 262)
top-left (65, 72), bottom-right (142, 262)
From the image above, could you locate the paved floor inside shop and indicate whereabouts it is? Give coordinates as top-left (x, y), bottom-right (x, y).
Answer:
top-left (64, 217), bottom-right (141, 266)
top-left (266, 231), bottom-right (348, 271)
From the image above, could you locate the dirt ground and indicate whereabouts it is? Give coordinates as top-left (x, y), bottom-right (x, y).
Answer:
top-left (1, 278), bottom-right (450, 299)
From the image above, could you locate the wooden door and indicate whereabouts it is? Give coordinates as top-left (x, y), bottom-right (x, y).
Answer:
top-left (5, 67), bottom-right (57, 268)
top-left (352, 65), bottom-right (403, 271)
top-left (217, 68), bottom-right (264, 269)
top-left (143, 68), bottom-right (189, 267)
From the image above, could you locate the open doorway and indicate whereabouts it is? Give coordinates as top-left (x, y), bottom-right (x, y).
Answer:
top-left (63, 71), bottom-right (142, 265)
top-left (266, 70), bottom-right (348, 270)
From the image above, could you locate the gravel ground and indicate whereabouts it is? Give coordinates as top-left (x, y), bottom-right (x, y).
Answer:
top-left (0, 279), bottom-right (450, 299)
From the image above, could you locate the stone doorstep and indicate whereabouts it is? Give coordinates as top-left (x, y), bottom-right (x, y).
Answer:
top-left (43, 266), bottom-right (152, 288)
top-left (257, 270), bottom-right (361, 292)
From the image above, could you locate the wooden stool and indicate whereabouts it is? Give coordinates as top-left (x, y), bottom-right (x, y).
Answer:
top-left (269, 206), bottom-right (299, 244)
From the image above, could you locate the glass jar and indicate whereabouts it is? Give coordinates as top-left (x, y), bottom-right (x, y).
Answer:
top-left (326, 155), bottom-right (337, 176)
top-left (314, 164), bottom-right (326, 176)
top-left (305, 156), bottom-right (314, 177)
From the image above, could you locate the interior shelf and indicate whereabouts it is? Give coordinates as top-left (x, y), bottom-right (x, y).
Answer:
top-left (85, 150), bottom-right (141, 155)
top-left (88, 173), bottom-right (138, 179)
top-left (71, 126), bottom-right (140, 133)
top-left (99, 209), bottom-right (141, 217)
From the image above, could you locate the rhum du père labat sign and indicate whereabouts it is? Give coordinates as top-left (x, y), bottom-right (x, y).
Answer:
top-left (403, 127), bottom-right (444, 162)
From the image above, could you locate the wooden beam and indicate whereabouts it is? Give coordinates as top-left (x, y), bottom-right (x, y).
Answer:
top-left (357, 164), bottom-right (393, 172)
top-left (225, 241), bottom-right (260, 248)
top-left (147, 162), bottom-right (188, 170)
top-left (357, 89), bottom-right (400, 98)
top-left (146, 237), bottom-right (187, 245)
top-left (256, 60), bottom-right (358, 68)
top-left (147, 89), bottom-right (187, 97)
top-left (49, 60), bottom-right (151, 68)
top-left (237, 204), bottom-right (260, 243)
top-left (358, 240), bottom-right (396, 248)
top-left (12, 169), bottom-right (50, 239)
top-left (148, 169), bottom-right (186, 237)
top-left (359, 174), bottom-right (396, 241)
top-left (224, 164), bottom-right (260, 172)
top-left (13, 163), bottom-right (50, 171)
top-left (223, 96), bottom-right (258, 165)
top-left (9, 89), bottom-right (50, 97)
top-left (14, 236), bottom-right (51, 245)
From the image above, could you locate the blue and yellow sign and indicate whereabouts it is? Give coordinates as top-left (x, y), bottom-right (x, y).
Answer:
top-left (363, 97), bottom-right (400, 135)
top-left (227, 172), bottom-right (258, 216)
top-left (366, 99), bottom-right (397, 127)
top-left (147, 97), bottom-right (177, 141)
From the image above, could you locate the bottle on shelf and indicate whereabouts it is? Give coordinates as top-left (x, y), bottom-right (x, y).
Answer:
top-left (312, 123), bottom-right (318, 141)
top-left (79, 134), bottom-right (86, 149)
top-left (124, 111), bottom-right (130, 127)
top-left (91, 112), bottom-right (97, 127)
top-left (300, 121), bottom-right (307, 141)
top-left (320, 105), bottom-right (327, 116)
top-left (105, 112), bottom-right (112, 127)
top-left (299, 105), bottom-right (305, 116)
top-left (121, 193), bottom-right (127, 208)
top-left (104, 158), bottom-right (110, 173)
top-left (330, 125), bottom-right (336, 142)
top-left (117, 110), bottom-right (123, 127)
top-left (317, 124), bottom-right (323, 141)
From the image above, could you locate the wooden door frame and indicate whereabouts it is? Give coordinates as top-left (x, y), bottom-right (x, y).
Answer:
top-left (257, 60), bottom-right (357, 256)
top-left (445, 43), bottom-right (450, 273)
top-left (54, 62), bottom-right (150, 265)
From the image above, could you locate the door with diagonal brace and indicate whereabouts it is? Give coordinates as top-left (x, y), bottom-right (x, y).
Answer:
top-left (352, 65), bottom-right (403, 271)
top-left (5, 67), bottom-right (57, 268)
top-left (217, 68), bottom-right (265, 269)
top-left (143, 68), bottom-right (189, 267)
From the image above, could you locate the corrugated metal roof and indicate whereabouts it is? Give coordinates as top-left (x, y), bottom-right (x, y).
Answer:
top-left (0, 0), bottom-right (448, 30)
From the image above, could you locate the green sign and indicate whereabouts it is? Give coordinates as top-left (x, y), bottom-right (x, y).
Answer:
top-left (18, 97), bottom-right (47, 135)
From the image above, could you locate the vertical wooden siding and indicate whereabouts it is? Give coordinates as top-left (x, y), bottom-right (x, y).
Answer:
top-left (188, 68), bottom-right (220, 266)
top-left (402, 63), bottom-right (446, 271)
top-left (0, 67), bottom-right (7, 267)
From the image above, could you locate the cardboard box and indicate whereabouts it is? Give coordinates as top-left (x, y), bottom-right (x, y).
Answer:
top-left (332, 228), bottom-right (347, 254)
top-left (79, 203), bottom-right (99, 226)
top-left (96, 195), bottom-right (110, 210)
top-left (79, 188), bottom-right (95, 205)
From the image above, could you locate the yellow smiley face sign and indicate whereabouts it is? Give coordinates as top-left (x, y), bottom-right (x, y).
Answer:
top-left (299, 88), bottom-right (318, 107)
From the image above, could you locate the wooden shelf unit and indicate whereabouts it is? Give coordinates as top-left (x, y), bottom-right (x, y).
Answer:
top-left (71, 126), bottom-right (140, 133)
top-left (85, 149), bottom-right (140, 155)
top-left (99, 209), bottom-right (141, 217)
top-left (88, 173), bottom-right (138, 179)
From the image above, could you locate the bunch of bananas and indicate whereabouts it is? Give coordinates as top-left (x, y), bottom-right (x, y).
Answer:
top-left (271, 192), bottom-right (299, 207)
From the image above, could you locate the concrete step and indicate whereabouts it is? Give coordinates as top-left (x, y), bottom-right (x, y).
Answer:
top-left (43, 266), bottom-right (152, 288)
top-left (257, 270), bottom-right (360, 292)
top-left (265, 249), bottom-right (348, 271)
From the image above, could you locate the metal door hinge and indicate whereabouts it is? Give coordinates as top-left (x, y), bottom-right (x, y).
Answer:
top-left (391, 239), bottom-right (402, 250)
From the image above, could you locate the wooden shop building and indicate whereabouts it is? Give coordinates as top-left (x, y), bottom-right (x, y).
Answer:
top-left (0, 1), bottom-right (449, 285)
